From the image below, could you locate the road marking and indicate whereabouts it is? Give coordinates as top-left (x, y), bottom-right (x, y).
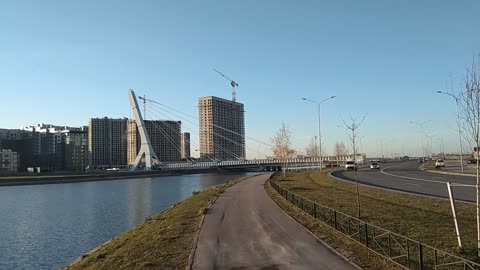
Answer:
top-left (405, 183), bottom-right (420, 186)
top-left (380, 165), bottom-right (450, 185)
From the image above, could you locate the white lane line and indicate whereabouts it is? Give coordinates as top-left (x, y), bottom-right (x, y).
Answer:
top-left (380, 165), bottom-right (449, 185)
top-left (405, 183), bottom-right (421, 186)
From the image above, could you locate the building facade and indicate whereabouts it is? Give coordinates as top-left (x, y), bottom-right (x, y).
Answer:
top-left (127, 119), bottom-right (182, 165)
top-left (63, 127), bottom-right (89, 172)
top-left (181, 132), bottom-right (191, 159)
top-left (198, 96), bottom-right (245, 161)
top-left (1, 126), bottom-right (68, 172)
top-left (88, 117), bottom-right (127, 169)
top-left (0, 149), bottom-right (19, 172)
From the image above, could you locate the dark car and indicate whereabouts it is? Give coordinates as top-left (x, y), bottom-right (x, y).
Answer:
top-left (467, 159), bottom-right (477, 164)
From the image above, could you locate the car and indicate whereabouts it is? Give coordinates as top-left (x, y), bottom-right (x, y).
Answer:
top-left (345, 160), bottom-right (358, 171)
top-left (467, 159), bottom-right (477, 164)
top-left (370, 162), bottom-right (380, 170)
top-left (435, 159), bottom-right (445, 168)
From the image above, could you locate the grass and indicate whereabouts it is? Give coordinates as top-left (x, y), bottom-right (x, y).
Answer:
top-left (423, 160), bottom-right (436, 170)
top-left (64, 176), bottom-right (249, 270)
top-left (269, 170), bottom-right (478, 261)
top-left (265, 180), bottom-right (403, 270)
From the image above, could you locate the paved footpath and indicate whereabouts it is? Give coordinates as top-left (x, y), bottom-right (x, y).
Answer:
top-left (192, 174), bottom-right (356, 270)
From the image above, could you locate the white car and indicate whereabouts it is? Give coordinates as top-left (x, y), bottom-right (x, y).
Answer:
top-left (345, 161), bottom-right (358, 171)
top-left (370, 162), bottom-right (380, 170)
top-left (435, 159), bottom-right (445, 168)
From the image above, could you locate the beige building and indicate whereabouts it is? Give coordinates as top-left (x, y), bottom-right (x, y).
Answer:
top-left (0, 149), bottom-right (19, 172)
top-left (181, 132), bottom-right (191, 159)
top-left (88, 117), bottom-right (127, 169)
top-left (198, 96), bottom-right (245, 160)
top-left (127, 120), bottom-right (181, 164)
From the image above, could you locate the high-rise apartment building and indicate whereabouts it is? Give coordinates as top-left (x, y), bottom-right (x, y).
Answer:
top-left (0, 149), bottom-right (19, 172)
top-left (198, 96), bottom-right (245, 160)
top-left (88, 117), bottom-right (127, 169)
top-left (181, 132), bottom-right (191, 159)
top-left (1, 125), bottom-right (69, 172)
top-left (63, 126), bottom-right (88, 172)
top-left (127, 119), bottom-right (181, 165)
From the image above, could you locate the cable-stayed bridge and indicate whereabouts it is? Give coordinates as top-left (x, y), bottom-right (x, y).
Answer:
top-left (162, 156), bottom-right (356, 171)
top-left (128, 89), bottom-right (359, 172)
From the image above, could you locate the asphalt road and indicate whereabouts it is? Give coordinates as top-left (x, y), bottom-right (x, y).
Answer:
top-left (192, 173), bottom-right (356, 270)
top-left (331, 161), bottom-right (477, 203)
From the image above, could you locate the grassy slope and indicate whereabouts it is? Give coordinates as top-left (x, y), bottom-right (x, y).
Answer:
top-left (65, 176), bottom-right (249, 270)
top-left (265, 180), bottom-right (403, 270)
top-left (270, 170), bottom-right (477, 260)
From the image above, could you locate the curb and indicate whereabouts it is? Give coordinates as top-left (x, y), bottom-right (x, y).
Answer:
top-left (264, 178), bottom-right (364, 270)
top-left (185, 194), bottom-right (219, 270)
top-left (425, 169), bottom-right (476, 177)
top-left (327, 171), bottom-right (475, 205)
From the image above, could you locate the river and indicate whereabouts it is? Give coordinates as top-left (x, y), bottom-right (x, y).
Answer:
top-left (0, 172), bottom-right (256, 270)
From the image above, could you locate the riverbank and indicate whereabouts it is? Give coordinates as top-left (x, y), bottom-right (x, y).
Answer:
top-left (64, 175), bottom-right (251, 270)
top-left (0, 168), bottom-right (254, 186)
top-left (265, 170), bottom-right (478, 268)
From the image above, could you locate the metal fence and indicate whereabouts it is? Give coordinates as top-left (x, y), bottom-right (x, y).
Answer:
top-left (270, 179), bottom-right (480, 270)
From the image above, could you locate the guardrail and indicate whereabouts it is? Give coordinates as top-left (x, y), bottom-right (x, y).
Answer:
top-left (269, 179), bottom-right (480, 270)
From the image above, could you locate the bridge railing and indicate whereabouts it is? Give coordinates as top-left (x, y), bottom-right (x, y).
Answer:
top-left (162, 157), bottom-right (356, 170)
top-left (270, 179), bottom-right (480, 270)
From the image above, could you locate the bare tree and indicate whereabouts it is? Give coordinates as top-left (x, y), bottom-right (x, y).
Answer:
top-left (334, 141), bottom-right (347, 166)
top-left (341, 114), bottom-right (367, 218)
top-left (305, 136), bottom-right (318, 157)
top-left (458, 55), bottom-right (480, 256)
top-left (271, 122), bottom-right (296, 179)
top-left (334, 141), bottom-right (348, 156)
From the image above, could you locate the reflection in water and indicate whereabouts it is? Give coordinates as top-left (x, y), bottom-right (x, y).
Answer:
top-left (0, 172), bottom-right (257, 270)
top-left (127, 178), bottom-right (152, 227)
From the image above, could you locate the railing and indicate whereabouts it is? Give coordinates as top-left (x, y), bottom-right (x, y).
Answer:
top-left (270, 179), bottom-right (480, 270)
top-left (162, 157), bottom-right (355, 169)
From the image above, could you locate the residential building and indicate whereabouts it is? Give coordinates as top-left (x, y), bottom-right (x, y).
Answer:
top-left (181, 132), bottom-right (191, 159)
top-left (88, 117), bottom-right (127, 169)
top-left (0, 129), bottom-right (33, 171)
top-left (0, 149), bottom-right (19, 172)
top-left (63, 126), bottom-right (89, 172)
top-left (1, 125), bottom-right (89, 172)
top-left (127, 119), bottom-right (181, 164)
top-left (198, 96), bottom-right (245, 160)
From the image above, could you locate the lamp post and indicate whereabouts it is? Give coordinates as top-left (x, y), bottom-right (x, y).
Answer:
top-left (302, 96), bottom-right (336, 172)
top-left (437, 91), bottom-right (465, 173)
top-left (410, 120), bottom-right (431, 164)
top-left (377, 139), bottom-right (385, 160)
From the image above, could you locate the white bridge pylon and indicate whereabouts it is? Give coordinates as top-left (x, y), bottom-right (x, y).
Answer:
top-left (128, 89), bottom-right (160, 171)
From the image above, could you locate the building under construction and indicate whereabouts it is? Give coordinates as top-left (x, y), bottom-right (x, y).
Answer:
top-left (198, 96), bottom-right (245, 161)
top-left (127, 119), bottom-right (181, 164)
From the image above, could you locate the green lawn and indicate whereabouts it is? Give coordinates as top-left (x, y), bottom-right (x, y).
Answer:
top-left (270, 170), bottom-right (478, 261)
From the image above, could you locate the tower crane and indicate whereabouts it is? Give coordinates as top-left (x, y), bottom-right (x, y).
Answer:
top-left (213, 68), bottom-right (239, 102)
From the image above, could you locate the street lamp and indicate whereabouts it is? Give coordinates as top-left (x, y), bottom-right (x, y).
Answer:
top-left (376, 139), bottom-right (385, 160)
top-left (437, 91), bottom-right (465, 173)
top-left (302, 96), bottom-right (336, 172)
top-left (410, 120), bottom-right (431, 164)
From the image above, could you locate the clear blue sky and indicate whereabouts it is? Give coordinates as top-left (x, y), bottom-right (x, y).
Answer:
top-left (1, 0), bottom-right (479, 158)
